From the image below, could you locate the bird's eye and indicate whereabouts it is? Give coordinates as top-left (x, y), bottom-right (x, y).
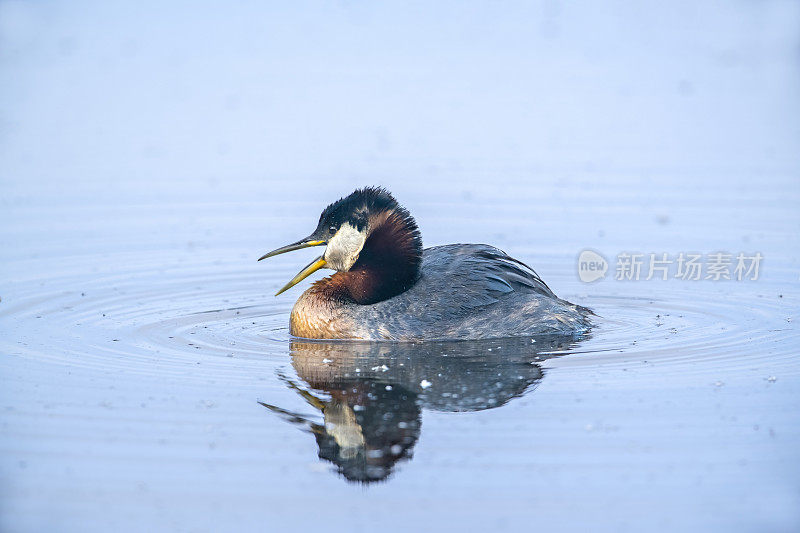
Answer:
top-left (328, 225), bottom-right (337, 235)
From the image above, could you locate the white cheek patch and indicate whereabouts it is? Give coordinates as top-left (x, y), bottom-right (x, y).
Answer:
top-left (324, 223), bottom-right (366, 271)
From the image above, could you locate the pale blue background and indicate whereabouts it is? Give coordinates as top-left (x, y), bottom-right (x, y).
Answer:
top-left (1, 2), bottom-right (799, 532)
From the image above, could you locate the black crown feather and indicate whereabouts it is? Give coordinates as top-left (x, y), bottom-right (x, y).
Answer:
top-left (316, 187), bottom-right (405, 234)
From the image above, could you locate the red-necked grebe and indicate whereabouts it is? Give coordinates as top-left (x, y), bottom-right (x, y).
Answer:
top-left (258, 187), bottom-right (591, 341)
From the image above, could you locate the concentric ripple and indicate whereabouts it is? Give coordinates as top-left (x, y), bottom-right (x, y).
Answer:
top-left (2, 250), bottom-right (797, 384)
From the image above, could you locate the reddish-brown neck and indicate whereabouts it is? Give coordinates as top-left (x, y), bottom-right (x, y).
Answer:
top-left (310, 210), bottom-right (422, 305)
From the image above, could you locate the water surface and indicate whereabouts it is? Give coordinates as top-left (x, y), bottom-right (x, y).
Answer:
top-left (1, 2), bottom-right (799, 532)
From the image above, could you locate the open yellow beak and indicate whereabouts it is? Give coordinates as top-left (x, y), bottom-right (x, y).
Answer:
top-left (275, 256), bottom-right (327, 295)
top-left (258, 238), bottom-right (328, 295)
top-left (257, 239), bottom-right (326, 261)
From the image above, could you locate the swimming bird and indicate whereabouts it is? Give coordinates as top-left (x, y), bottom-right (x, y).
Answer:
top-left (258, 187), bottom-right (591, 341)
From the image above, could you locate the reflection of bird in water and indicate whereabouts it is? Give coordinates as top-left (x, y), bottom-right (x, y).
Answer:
top-left (258, 187), bottom-right (592, 340)
top-left (261, 374), bottom-right (421, 483)
top-left (259, 335), bottom-right (582, 483)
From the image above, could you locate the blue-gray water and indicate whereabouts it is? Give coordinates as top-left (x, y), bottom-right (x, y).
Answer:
top-left (1, 2), bottom-right (799, 532)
